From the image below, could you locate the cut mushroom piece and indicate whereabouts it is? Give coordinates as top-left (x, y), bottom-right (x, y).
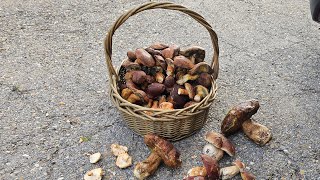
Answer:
top-left (110, 144), bottom-right (128, 156)
top-left (89, 152), bottom-right (101, 164)
top-left (242, 119), bottom-right (272, 146)
top-left (189, 62), bottom-right (214, 75)
top-left (205, 131), bottom-right (236, 157)
top-left (202, 144), bottom-right (224, 161)
top-left (187, 166), bottom-right (207, 177)
top-left (116, 152), bottom-right (132, 169)
top-left (221, 99), bottom-right (260, 136)
top-left (134, 152), bottom-right (162, 180)
top-left (84, 168), bottom-right (103, 180)
top-left (194, 85), bottom-right (209, 102)
top-left (240, 171), bottom-right (256, 180)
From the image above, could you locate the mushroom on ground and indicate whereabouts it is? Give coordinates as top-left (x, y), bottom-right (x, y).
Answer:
top-left (173, 55), bottom-right (195, 70)
top-left (242, 119), bottom-right (272, 146)
top-left (233, 160), bottom-right (256, 180)
top-left (219, 159), bottom-right (244, 180)
top-left (180, 46), bottom-right (206, 64)
top-left (189, 62), bottom-right (214, 75)
top-left (89, 152), bottom-right (101, 164)
top-left (194, 85), bottom-right (209, 102)
top-left (176, 74), bottom-right (199, 85)
top-left (111, 144), bottom-right (132, 169)
top-left (110, 144), bottom-right (128, 156)
top-left (84, 168), bottom-right (103, 180)
top-left (135, 48), bottom-right (155, 67)
top-left (134, 134), bottom-right (181, 179)
top-left (202, 144), bottom-right (224, 161)
top-left (201, 154), bottom-right (220, 180)
top-left (205, 131), bottom-right (236, 157)
top-left (187, 166), bottom-right (207, 177)
top-left (220, 99), bottom-right (260, 136)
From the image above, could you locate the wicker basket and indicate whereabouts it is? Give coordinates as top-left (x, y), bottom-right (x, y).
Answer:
top-left (104, 2), bottom-right (219, 141)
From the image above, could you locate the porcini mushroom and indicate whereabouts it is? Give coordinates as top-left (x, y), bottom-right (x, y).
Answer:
top-left (202, 144), bottom-right (224, 161)
top-left (161, 44), bottom-right (180, 59)
top-left (173, 55), bottom-right (195, 69)
top-left (187, 166), bottom-right (207, 177)
top-left (219, 159), bottom-right (244, 180)
top-left (194, 85), bottom-right (209, 102)
top-left (149, 43), bottom-right (169, 50)
top-left (189, 62), bottom-right (214, 75)
top-left (205, 131), bottom-right (236, 157)
top-left (180, 46), bottom-right (206, 64)
top-left (233, 160), bottom-right (256, 180)
top-left (178, 83), bottom-right (195, 100)
top-left (127, 50), bottom-right (136, 61)
top-left (131, 71), bottom-right (147, 85)
top-left (165, 58), bottom-right (175, 76)
top-left (154, 55), bottom-right (167, 70)
top-left (241, 119), bottom-right (272, 146)
top-left (145, 47), bottom-right (161, 56)
top-left (220, 99), bottom-right (260, 136)
top-left (201, 154), bottom-right (220, 180)
top-left (196, 73), bottom-right (213, 88)
top-left (176, 74), bottom-right (199, 85)
top-left (135, 48), bottom-right (155, 67)
top-left (146, 83), bottom-right (165, 99)
top-left (134, 134), bottom-right (181, 179)
top-left (170, 84), bottom-right (189, 109)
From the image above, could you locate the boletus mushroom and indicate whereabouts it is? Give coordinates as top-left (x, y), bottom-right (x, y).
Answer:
top-left (173, 55), bottom-right (195, 70)
top-left (134, 134), bottom-right (181, 179)
top-left (242, 119), bottom-right (272, 146)
top-left (170, 84), bottom-right (189, 109)
top-left (180, 46), bottom-right (206, 64)
top-left (219, 159), bottom-right (244, 180)
top-left (194, 85), bottom-right (209, 102)
top-left (189, 62), bottom-right (214, 75)
top-left (184, 154), bottom-right (219, 180)
top-left (178, 83), bottom-right (195, 100)
top-left (135, 48), bottom-right (155, 67)
top-left (161, 44), bottom-right (180, 59)
top-left (176, 74), bottom-right (199, 85)
top-left (204, 131), bottom-right (236, 157)
top-left (146, 83), bottom-right (166, 99)
top-left (149, 42), bottom-right (169, 50)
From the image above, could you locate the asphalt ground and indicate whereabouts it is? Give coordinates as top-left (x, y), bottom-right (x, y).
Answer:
top-left (0, 0), bottom-right (319, 179)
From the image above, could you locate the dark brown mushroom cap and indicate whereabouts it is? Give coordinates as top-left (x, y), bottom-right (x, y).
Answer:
top-left (205, 131), bottom-right (236, 156)
top-left (135, 48), bottom-right (155, 67)
top-left (146, 83), bottom-right (166, 99)
top-left (173, 55), bottom-right (195, 69)
top-left (200, 154), bottom-right (220, 180)
top-left (144, 134), bottom-right (181, 168)
top-left (221, 99), bottom-right (260, 136)
top-left (161, 44), bottom-right (180, 59)
top-left (127, 50), bottom-right (136, 61)
top-left (121, 59), bottom-right (141, 71)
top-left (189, 62), bottom-right (214, 75)
top-left (154, 55), bottom-right (167, 70)
top-left (180, 46), bottom-right (206, 64)
top-left (241, 171), bottom-right (256, 180)
top-left (170, 84), bottom-right (189, 109)
top-left (131, 71), bottom-right (147, 85)
top-left (145, 47), bottom-right (162, 56)
top-left (196, 73), bottom-right (213, 88)
top-left (149, 43), bottom-right (169, 50)
top-left (164, 76), bottom-right (175, 88)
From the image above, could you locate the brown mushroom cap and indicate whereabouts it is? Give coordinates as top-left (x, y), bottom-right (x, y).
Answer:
top-left (200, 154), bottom-right (220, 180)
top-left (164, 76), bottom-right (175, 88)
top-left (170, 84), bottom-right (189, 109)
top-left (146, 83), bottom-right (166, 99)
top-left (121, 59), bottom-right (141, 71)
top-left (189, 62), bottom-right (214, 75)
top-left (196, 73), bottom-right (213, 88)
top-left (205, 131), bottom-right (236, 156)
top-left (154, 55), bottom-right (167, 70)
top-left (221, 99), bottom-right (260, 136)
top-left (161, 44), bottom-right (180, 59)
top-left (145, 47), bottom-right (162, 56)
top-left (127, 50), bottom-right (136, 61)
top-left (131, 71), bottom-right (147, 85)
top-left (144, 134), bottom-right (181, 168)
top-left (149, 43), bottom-right (169, 50)
top-left (135, 48), bottom-right (155, 67)
top-left (180, 46), bottom-right (206, 64)
top-left (173, 55), bottom-right (195, 69)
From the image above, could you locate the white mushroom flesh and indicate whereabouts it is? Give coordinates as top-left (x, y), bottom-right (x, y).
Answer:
top-left (111, 144), bottom-right (128, 156)
top-left (84, 168), bottom-right (103, 180)
top-left (202, 144), bottom-right (224, 161)
top-left (116, 153), bottom-right (132, 169)
top-left (89, 152), bottom-right (101, 164)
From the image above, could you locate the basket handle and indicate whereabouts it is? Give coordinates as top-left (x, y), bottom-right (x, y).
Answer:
top-left (104, 2), bottom-right (219, 80)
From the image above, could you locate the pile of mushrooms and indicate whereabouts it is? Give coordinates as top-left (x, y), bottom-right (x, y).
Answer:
top-left (119, 43), bottom-right (214, 111)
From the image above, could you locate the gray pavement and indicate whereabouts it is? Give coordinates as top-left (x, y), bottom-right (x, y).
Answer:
top-left (0, 0), bottom-right (319, 179)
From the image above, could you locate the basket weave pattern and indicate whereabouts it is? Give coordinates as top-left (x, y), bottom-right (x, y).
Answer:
top-left (104, 2), bottom-right (219, 141)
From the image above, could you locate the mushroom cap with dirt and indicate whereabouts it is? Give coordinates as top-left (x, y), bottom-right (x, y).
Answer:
top-left (205, 131), bottom-right (236, 157)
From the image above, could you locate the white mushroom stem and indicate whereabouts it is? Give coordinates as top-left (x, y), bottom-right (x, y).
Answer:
top-left (219, 165), bottom-right (240, 180)
top-left (202, 144), bottom-right (224, 161)
top-left (187, 166), bottom-right (207, 177)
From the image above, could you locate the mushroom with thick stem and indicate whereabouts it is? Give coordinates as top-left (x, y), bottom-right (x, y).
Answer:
top-left (205, 131), bottom-right (236, 157)
top-left (219, 159), bottom-right (244, 180)
top-left (135, 48), bottom-right (155, 67)
top-left (178, 83), bottom-right (195, 100)
top-left (202, 144), bottom-right (224, 162)
top-left (241, 119), bottom-right (272, 146)
top-left (134, 134), bottom-right (182, 179)
top-left (170, 84), bottom-right (189, 109)
top-left (161, 44), bottom-right (180, 59)
top-left (220, 99), bottom-right (260, 136)
top-left (173, 55), bottom-right (195, 69)
top-left (194, 85), bottom-right (209, 102)
top-left (176, 74), bottom-right (199, 85)
top-left (189, 62), bottom-right (214, 75)
top-left (180, 46), bottom-right (206, 64)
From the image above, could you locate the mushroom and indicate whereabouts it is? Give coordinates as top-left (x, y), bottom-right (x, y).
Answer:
top-left (170, 84), bottom-right (189, 109)
top-left (89, 152), bottom-right (101, 164)
top-left (145, 47), bottom-right (162, 56)
top-left (178, 83), bottom-right (195, 99)
top-left (164, 75), bottom-right (175, 93)
top-left (180, 46), bottom-right (205, 64)
top-left (151, 100), bottom-right (159, 109)
top-left (127, 89), bottom-right (149, 105)
top-left (184, 101), bottom-right (198, 108)
top-left (146, 83), bottom-right (166, 99)
top-left (131, 71), bottom-right (147, 85)
top-left (159, 102), bottom-right (174, 110)
top-left (134, 152), bottom-right (162, 180)
top-left (194, 85), bottom-right (209, 102)
top-left (135, 48), bottom-right (155, 67)
top-left (219, 160), bottom-right (244, 180)
top-left (173, 55), bottom-right (195, 70)
top-left (202, 144), bottom-right (224, 161)
top-left (205, 131), bottom-right (236, 157)
top-left (121, 59), bottom-right (141, 71)
top-left (155, 72), bottom-right (165, 83)
top-left (220, 99), bottom-right (260, 136)
top-left (110, 144), bottom-right (128, 156)
top-left (121, 88), bottom-right (133, 100)
top-left (134, 134), bottom-right (181, 179)
top-left (176, 74), bottom-right (199, 85)
top-left (241, 119), bottom-right (272, 146)
top-left (154, 55), bottom-right (167, 70)
top-left (161, 44), bottom-right (180, 59)
top-left (187, 166), bottom-right (207, 177)
top-left (158, 95), bottom-right (167, 104)
top-left (84, 168), bottom-right (103, 180)
top-left (165, 58), bottom-right (175, 76)
top-left (201, 154), bottom-right (220, 180)
top-left (149, 43), bottom-right (169, 50)
top-left (116, 152), bottom-right (132, 168)
top-left (196, 73), bottom-right (213, 88)
top-left (189, 62), bottom-right (214, 75)
top-left (127, 50), bottom-right (136, 61)
top-left (144, 134), bottom-right (181, 168)
top-left (233, 160), bottom-right (256, 180)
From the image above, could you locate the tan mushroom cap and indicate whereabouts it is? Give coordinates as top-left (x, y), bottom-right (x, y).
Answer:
top-left (205, 131), bottom-right (236, 156)
top-left (189, 62), bottom-right (214, 75)
top-left (173, 55), bottom-right (195, 69)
